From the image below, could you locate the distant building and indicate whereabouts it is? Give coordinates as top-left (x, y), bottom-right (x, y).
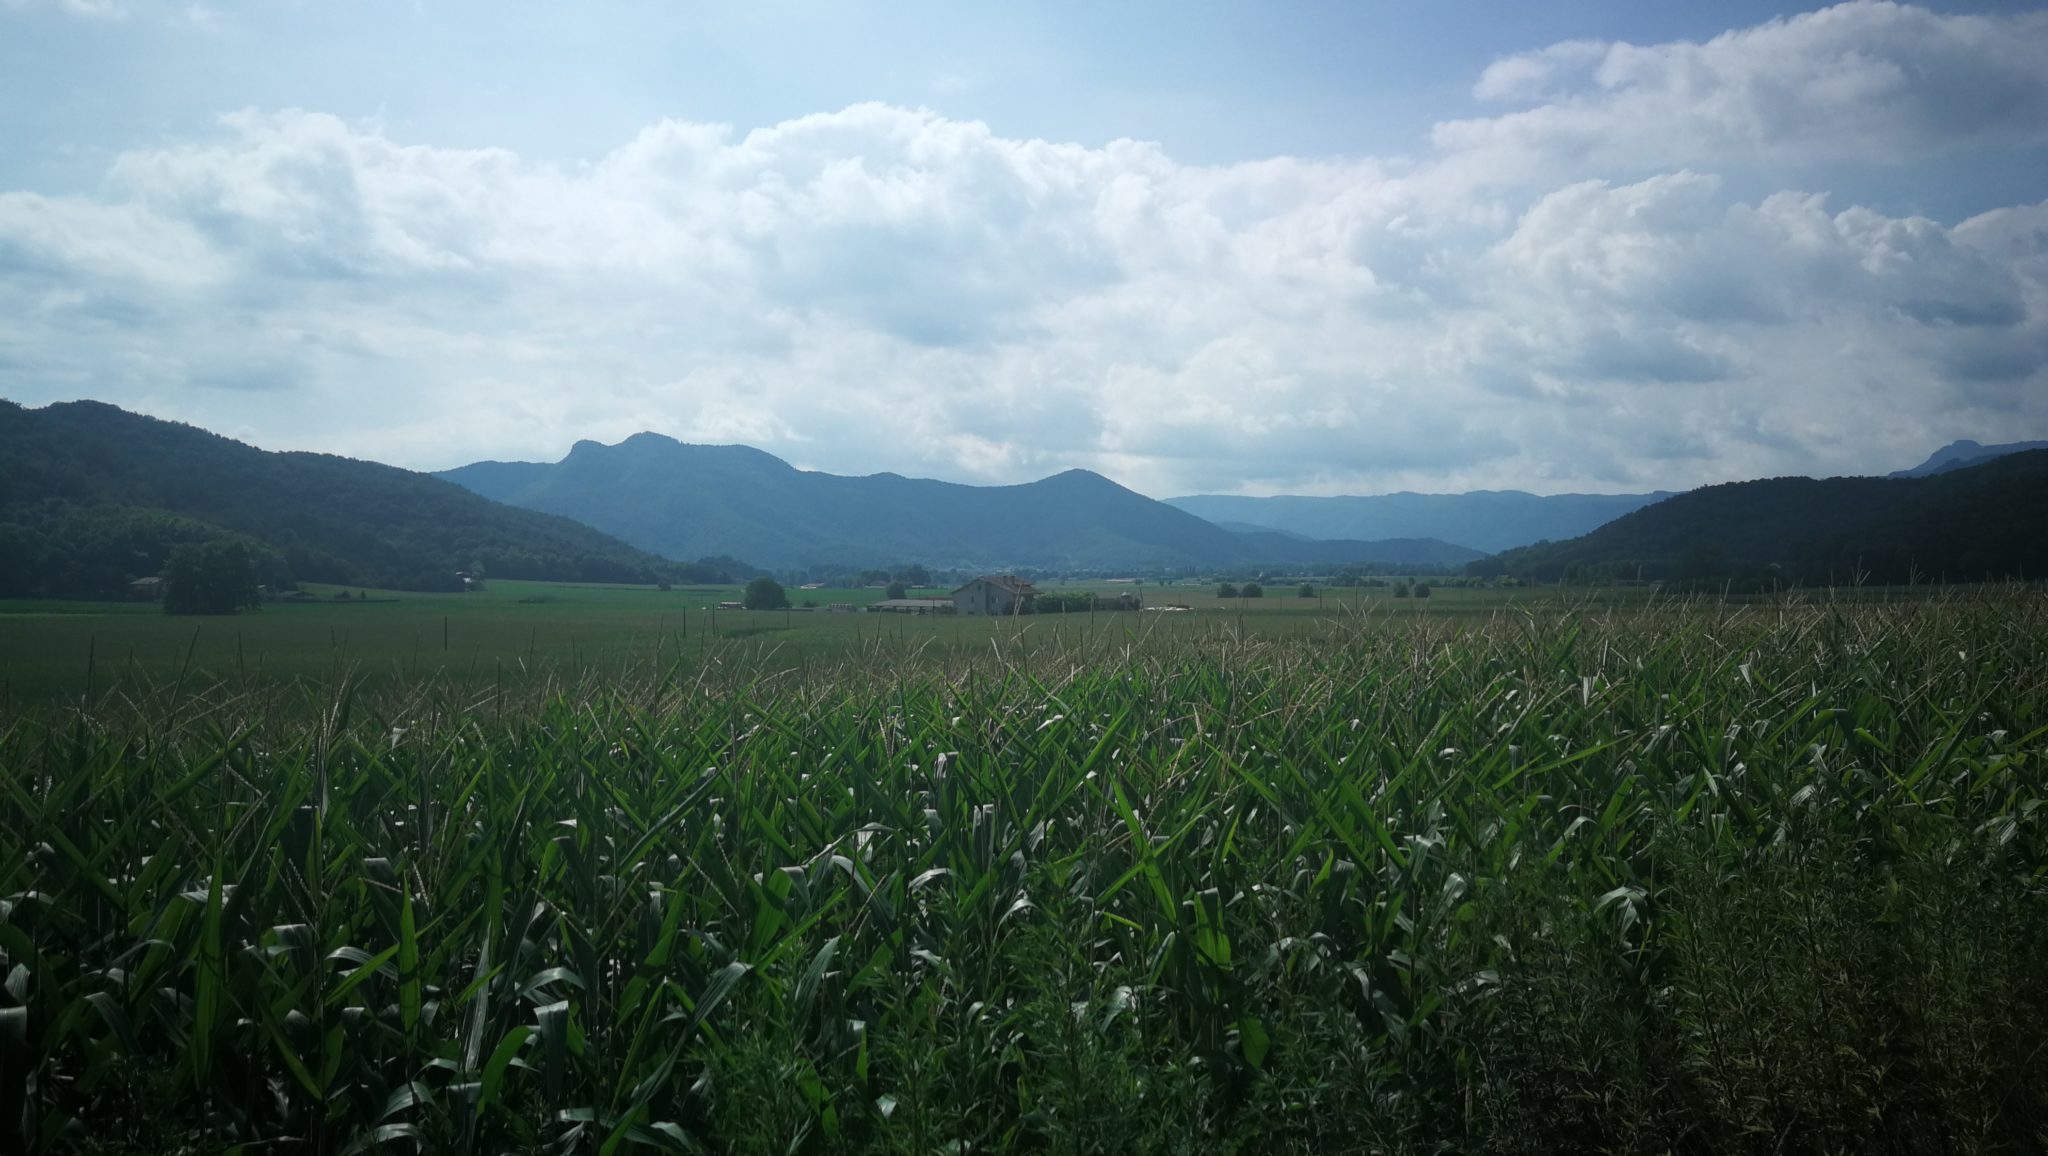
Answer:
top-left (128, 576), bottom-right (162, 600)
top-left (871, 598), bottom-right (954, 614)
top-left (952, 575), bottom-right (1040, 616)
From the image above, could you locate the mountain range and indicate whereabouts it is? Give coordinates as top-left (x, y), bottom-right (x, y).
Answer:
top-left (437, 434), bottom-right (1484, 572)
top-left (1486, 451), bottom-right (2048, 586)
top-left (1887, 439), bottom-right (2048, 479)
top-left (7, 398), bottom-right (2045, 597)
top-left (0, 400), bottom-right (720, 598)
top-left (1163, 490), bottom-right (1676, 555)
top-left (1173, 439), bottom-right (2048, 554)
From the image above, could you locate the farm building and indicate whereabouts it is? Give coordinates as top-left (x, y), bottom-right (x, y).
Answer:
top-left (952, 575), bottom-right (1040, 616)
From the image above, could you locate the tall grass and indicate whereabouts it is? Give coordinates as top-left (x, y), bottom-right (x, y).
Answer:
top-left (3, 595), bottom-right (2046, 1153)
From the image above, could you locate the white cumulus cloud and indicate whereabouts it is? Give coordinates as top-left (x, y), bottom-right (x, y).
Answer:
top-left (1441, 1), bottom-right (2048, 181)
top-left (1, 4), bottom-right (2046, 498)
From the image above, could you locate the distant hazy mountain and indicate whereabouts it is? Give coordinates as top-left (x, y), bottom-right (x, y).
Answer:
top-left (1164, 491), bottom-right (1674, 554)
top-left (439, 434), bottom-right (1484, 571)
top-left (1212, 520), bottom-right (1313, 539)
top-left (1488, 451), bottom-right (2048, 585)
top-left (1889, 439), bottom-right (2048, 478)
top-left (0, 400), bottom-right (719, 598)
top-left (1224, 528), bottom-right (1482, 569)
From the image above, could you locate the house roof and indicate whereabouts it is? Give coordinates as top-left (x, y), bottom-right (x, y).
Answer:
top-left (950, 574), bottom-right (1040, 596)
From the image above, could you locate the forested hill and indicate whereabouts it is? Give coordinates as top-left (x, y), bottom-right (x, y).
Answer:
top-left (440, 433), bottom-right (1484, 570)
top-left (0, 400), bottom-right (728, 598)
top-left (1483, 450), bottom-right (2048, 586)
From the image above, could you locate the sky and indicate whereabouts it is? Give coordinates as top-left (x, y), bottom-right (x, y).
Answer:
top-left (2, 1), bottom-right (2046, 497)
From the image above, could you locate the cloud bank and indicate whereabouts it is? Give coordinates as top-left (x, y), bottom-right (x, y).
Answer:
top-left (1, 1), bottom-right (2044, 496)
top-left (1450, 2), bottom-right (2048, 176)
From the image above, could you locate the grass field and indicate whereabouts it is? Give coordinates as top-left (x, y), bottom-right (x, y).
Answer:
top-left (3, 590), bottom-right (2045, 1153)
top-left (0, 578), bottom-right (1566, 703)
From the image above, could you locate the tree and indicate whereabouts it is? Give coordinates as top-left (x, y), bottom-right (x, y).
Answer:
top-left (1217, 582), bottom-right (1239, 599)
top-left (1241, 583), bottom-right (1263, 598)
top-left (1413, 581), bottom-right (1431, 599)
top-left (1392, 581), bottom-right (1411, 598)
top-left (1034, 592), bottom-right (1094, 614)
top-left (1298, 583), bottom-right (1316, 598)
top-left (886, 581), bottom-right (908, 600)
top-left (162, 540), bottom-right (262, 615)
top-left (894, 564), bottom-right (930, 587)
top-left (743, 576), bottom-right (790, 610)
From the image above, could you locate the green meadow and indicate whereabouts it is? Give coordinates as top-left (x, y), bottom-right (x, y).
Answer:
top-left (0, 578), bottom-right (1550, 703)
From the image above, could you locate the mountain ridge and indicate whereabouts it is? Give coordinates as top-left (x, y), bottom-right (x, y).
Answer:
top-left (437, 436), bottom-right (1483, 571)
top-left (0, 400), bottom-right (728, 598)
top-left (1163, 489), bottom-right (1676, 554)
top-left (1889, 438), bottom-right (2048, 478)
top-left (1484, 451), bottom-right (2048, 585)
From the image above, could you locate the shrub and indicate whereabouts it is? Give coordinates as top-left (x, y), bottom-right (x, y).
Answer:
top-left (1035, 592), bottom-right (1098, 614)
top-left (743, 576), bottom-right (790, 610)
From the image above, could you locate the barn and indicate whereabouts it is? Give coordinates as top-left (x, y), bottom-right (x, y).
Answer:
top-left (951, 575), bottom-right (1040, 616)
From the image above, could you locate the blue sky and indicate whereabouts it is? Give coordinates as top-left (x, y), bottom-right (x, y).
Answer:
top-left (2, 1), bottom-right (2046, 495)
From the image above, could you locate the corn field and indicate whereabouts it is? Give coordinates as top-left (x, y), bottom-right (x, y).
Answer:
top-left (3, 596), bottom-right (2047, 1154)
